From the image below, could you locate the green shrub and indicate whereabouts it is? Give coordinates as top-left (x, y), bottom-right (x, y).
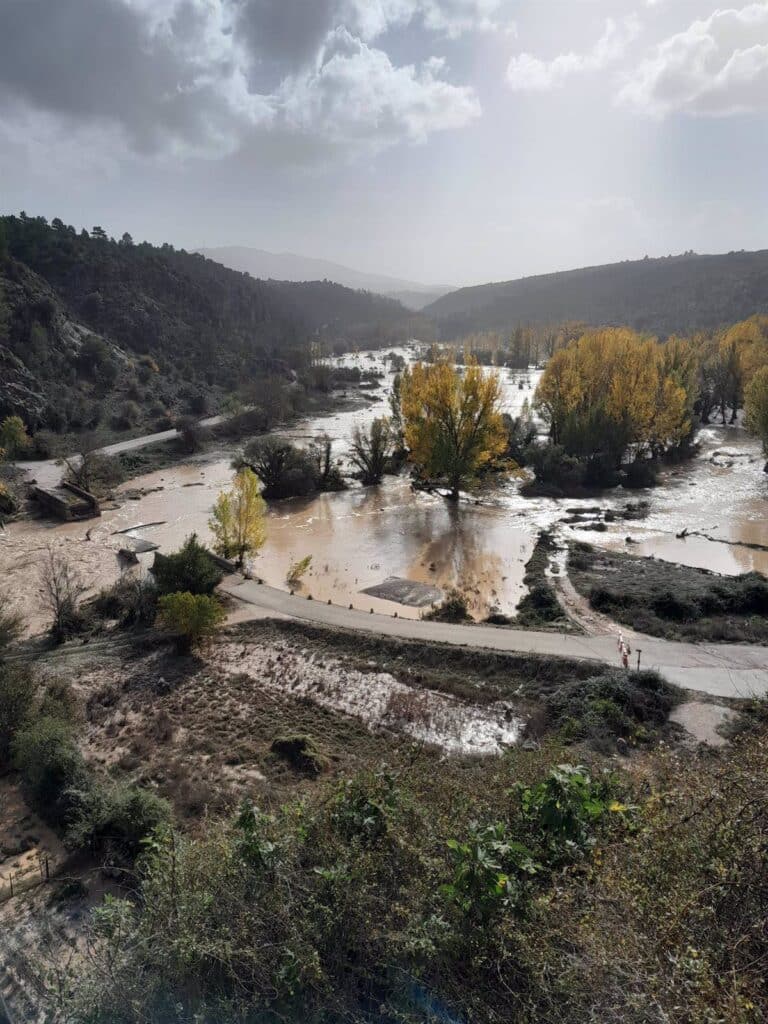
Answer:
top-left (68, 781), bottom-right (172, 859)
top-left (516, 583), bottom-right (562, 624)
top-left (424, 588), bottom-right (471, 622)
top-left (652, 591), bottom-right (698, 622)
top-left (0, 664), bottom-right (36, 767)
top-left (544, 668), bottom-right (678, 748)
top-left (443, 821), bottom-right (538, 920)
top-left (514, 763), bottom-right (616, 863)
top-left (151, 534), bottom-right (223, 596)
top-left (12, 716), bottom-right (88, 825)
top-left (158, 592), bottom-right (225, 652)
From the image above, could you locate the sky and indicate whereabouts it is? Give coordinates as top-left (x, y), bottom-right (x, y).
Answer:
top-left (1, 0), bottom-right (767, 287)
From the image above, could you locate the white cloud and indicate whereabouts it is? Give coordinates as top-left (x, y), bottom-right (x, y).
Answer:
top-left (279, 28), bottom-right (481, 146)
top-left (506, 16), bottom-right (640, 91)
top-left (348, 0), bottom-right (510, 40)
top-left (618, 3), bottom-right (768, 116)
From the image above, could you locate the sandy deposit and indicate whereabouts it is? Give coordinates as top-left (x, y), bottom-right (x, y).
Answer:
top-left (212, 638), bottom-right (523, 755)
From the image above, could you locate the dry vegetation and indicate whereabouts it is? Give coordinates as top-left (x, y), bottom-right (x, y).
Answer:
top-left (569, 542), bottom-right (768, 642)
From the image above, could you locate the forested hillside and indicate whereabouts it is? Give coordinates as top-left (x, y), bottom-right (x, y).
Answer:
top-left (427, 250), bottom-right (768, 339)
top-left (0, 214), bottom-right (422, 433)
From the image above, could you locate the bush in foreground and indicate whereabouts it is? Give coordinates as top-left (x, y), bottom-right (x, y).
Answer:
top-left (158, 592), bottom-right (226, 653)
top-left (544, 668), bottom-right (679, 750)
top-left (424, 588), bottom-right (471, 622)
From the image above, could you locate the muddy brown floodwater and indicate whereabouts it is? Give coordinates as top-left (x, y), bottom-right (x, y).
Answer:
top-left (3, 347), bottom-right (767, 635)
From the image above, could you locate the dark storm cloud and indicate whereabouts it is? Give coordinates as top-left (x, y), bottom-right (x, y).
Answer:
top-left (0, 0), bottom-right (246, 153)
top-left (234, 0), bottom-right (336, 73)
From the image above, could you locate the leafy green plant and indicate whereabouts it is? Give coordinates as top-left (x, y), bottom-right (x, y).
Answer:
top-left (67, 781), bottom-right (172, 859)
top-left (514, 764), bottom-right (617, 862)
top-left (12, 716), bottom-right (88, 825)
top-left (442, 821), bottom-right (539, 919)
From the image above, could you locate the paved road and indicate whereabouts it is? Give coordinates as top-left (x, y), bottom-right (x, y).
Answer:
top-left (221, 576), bottom-right (768, 699)
top-left (16, 413), bottom-right (229, 489)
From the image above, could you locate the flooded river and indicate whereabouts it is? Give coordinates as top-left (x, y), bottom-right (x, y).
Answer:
top-left (3, 347), bottom-right (767, 632)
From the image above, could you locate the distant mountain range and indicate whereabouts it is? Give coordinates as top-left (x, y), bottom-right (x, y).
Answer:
top-left (197, 246), bottom-right (451, 310)
top-left (424, 250), bottom-right (768, 339)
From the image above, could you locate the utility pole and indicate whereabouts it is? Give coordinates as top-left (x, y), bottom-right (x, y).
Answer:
top-left (636, 648), bottom-right (642, 672)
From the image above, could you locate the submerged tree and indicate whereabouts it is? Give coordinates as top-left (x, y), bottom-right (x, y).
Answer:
top-left (746, 365), bottom-right (768, 464)
top-left (38, 547), bottom-right (86, 642)
top-left (349, 417), bottom-right (393, 485)
top-left (400, 359), bottom-right (507, 500)
top-left (239, 437), bottom-right (319, 499)
top-left (309, 434), bottom-right (346, 492)
top-left (208, 468), bottom-right (267, 568)
top-left (535, 328), bottom-right (692, 468)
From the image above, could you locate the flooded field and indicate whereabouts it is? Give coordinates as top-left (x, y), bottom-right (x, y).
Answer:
top-left (3, 347), bottom-right (767, 633)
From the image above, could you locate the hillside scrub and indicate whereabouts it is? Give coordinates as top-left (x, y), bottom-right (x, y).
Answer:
top-left (47, 707), bottom-right (768, 1024)
top-left (48, 759), bottom-right (632, 1023)
top-left (2, 657), bottom-right (170, 856)
top-left (569, 542), bottom-right (768, 642)
top-left (0, 213), bottom-right (422, 439)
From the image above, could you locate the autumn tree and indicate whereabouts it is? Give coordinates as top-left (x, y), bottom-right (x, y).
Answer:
top-left (400, 359), bottom-right (507, 500)
top-left (209, 468), bottom-right (267, 569)
top-left (745, 365), bottom-right (768, 461)
top-left (349, 417), bottom-right (393, 485)
top-left (535, 328), bottom-right (692, 468)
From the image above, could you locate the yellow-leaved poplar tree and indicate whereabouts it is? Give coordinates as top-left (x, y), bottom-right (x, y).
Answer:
top-left (209, 467), bottom-right (267, 568)
top-left (400, 359), bottom-right (507, 500)
top-left (535, 328), bottom-right (693, 464)
top-left (746, 365), bottom-right (768, 457)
